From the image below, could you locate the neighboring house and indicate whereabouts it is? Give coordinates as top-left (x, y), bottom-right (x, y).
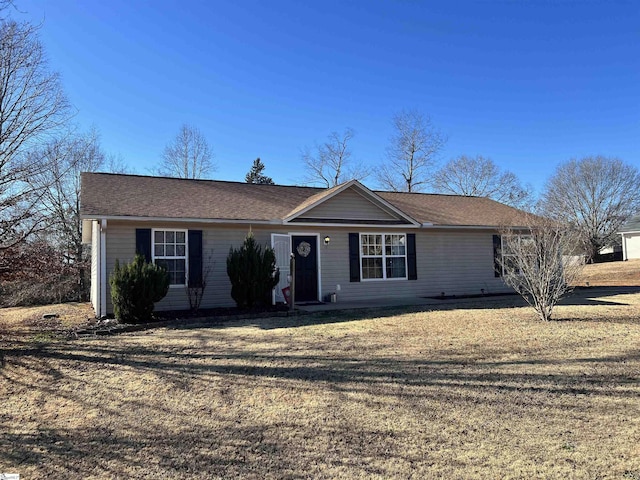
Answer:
top-left (598, 244), bottom-right (622, 255)
top-left (80, 173), bottom-right (529, 317)
top-left (620, 214), bottom-right (640, 261)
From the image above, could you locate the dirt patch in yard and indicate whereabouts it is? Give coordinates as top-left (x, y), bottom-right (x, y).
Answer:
top-left (1, 291), bottom-right (640, 479)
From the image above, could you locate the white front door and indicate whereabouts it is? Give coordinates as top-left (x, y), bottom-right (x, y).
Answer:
top-left (271, 234), bottom-right (291, 304)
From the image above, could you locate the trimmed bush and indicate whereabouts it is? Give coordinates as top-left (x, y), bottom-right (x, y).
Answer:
top-left (227, 233), bottom-right (280, 309)
top-left (109, 254), bottom-right (170, 323)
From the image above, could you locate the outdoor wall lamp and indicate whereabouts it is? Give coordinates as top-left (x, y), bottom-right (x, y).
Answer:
top-left (324, 235), bottom-right (331, 245)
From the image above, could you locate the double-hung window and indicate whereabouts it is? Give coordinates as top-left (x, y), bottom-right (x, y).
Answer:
top-left (500, 234), bottom-right (533, 276)
top-left (152, 229), bottom-right (187, 286)
top-left (360, 233), bottom-right (407, 280)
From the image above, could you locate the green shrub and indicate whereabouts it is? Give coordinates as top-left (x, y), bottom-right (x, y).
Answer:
top-left (109, 254), bottom-right (170, 323)
top-left (227, 233), bottom-right (280, 309)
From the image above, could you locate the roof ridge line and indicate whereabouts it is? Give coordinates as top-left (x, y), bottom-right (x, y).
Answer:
top-left (81, 171), bottom-right (324, 191)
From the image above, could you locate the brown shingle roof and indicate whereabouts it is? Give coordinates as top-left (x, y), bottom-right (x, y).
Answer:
top-left (80, 173), bottom-right (529, 227)
top-left (80, 172), bottom-right (319, 221)
top-left (620, 214), bottom-right (640, 233)
top-left (377, 191), bottom-right (528, 227)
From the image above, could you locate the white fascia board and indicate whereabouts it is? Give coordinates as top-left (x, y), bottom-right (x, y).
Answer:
top-left (79, 214), bottom-right (275, 225)
top-left (421, 224), bottom-right (531, 231)
top-left (283, 181), bottom-right (357, 222)
top-left (284, 180), bottom-right (421, 227)
top-left (283, 221), bottom-right (420, 228)
top-left (80, 214), bottom-right (526, 231)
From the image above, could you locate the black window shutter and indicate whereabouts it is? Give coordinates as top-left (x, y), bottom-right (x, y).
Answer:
top-left (407, 233), bottom-right (417, 280)
top-left (136, 229), bottom-right (152, 262)
top-left (348, 233), bottom-right (360, 282)
top-left (493, 234), bottom-right (502, 277)
top-left (188, 230), bottom-right (203, 288)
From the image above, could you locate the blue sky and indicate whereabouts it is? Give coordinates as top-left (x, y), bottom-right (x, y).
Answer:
top-left (17, 0), bottom-right (639, 195)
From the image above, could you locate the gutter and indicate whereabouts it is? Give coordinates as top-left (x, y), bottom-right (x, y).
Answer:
top-left (80, 215), bottom-right (526, 231)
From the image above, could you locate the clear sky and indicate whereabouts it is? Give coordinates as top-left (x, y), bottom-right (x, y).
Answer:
top-left (16, 0), bottom-right (640, 195)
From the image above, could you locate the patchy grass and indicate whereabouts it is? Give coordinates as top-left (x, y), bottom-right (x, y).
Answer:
top-left (575, 259), bottom-right (640, 287)
top-left (1, 291), bottom-right (640, 479)
top-left (0, 302), bottom-right (94, 341)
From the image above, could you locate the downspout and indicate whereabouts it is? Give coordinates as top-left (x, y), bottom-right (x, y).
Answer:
top-left (100, 219), bottom-right (107, 318)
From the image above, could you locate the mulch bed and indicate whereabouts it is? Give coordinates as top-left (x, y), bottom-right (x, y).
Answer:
top-left (154, 303), bottom-right (290, 320)
top-left (425, 292), bottom-right (519, 300)
top-left (72, 304), bottom-right (296, 337)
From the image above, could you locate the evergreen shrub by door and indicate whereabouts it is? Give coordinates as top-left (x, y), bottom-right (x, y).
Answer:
top-left (227, 233), bottom-right (280, 309)
top-left (109, 254), bottom-right (170, 323)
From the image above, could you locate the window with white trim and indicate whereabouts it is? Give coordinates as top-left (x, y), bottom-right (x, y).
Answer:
top-left (360, 233), bottom-right (407, 280)
top-left (501, 234), bottom-right (533, 275)
top-left (152, 229), bottom-right (187, 286)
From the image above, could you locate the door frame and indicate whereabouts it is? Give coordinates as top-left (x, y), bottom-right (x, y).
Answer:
top-left (288, 232), bottom-right (322, 303)
top-left (271, 233), bottom-right (292, 305)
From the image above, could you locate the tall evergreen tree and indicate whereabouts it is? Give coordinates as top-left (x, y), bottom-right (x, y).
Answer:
top-left (245, 158), bottom-right (274, 184)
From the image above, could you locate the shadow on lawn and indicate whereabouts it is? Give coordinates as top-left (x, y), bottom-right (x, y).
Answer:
top-left (0, 412), bottom-right (425, 478)
top-left (2, 333), bottom-right (639, 477)
top-left (0, 418), bottom-right (310, 478)
top-left (3, 339), bottom-right (639, 399)
top-left (2, 290), bottom-right (639, 477)
top-left (565, 286), bottom-right (640, 300)
top-left (165, 286), bottom-right (640, 331)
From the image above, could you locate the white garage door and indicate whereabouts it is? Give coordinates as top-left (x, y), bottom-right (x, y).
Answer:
top-left (625, 233), bottom-right (640, 260)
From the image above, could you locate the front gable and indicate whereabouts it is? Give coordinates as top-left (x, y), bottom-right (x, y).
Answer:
top-left (284, 181), bottom-right (419, 226)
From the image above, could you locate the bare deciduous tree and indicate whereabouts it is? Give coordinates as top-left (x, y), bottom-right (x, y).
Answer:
top-left (377, 110), bottom-right (446, 192)
top-left (540, 156), bottom-right (640, 262)
top-left (186, 249), bottom-right (214, 312)
top-left (0, 20), bottom-right (70, 250)
top-left (433, 155), bottom-right (532, 209)
top-left (301, 128), bottom-right (367, 187)
top-left (0, 1), bottom-right (17, 19)
top-left (498, 216), bottom-right (584, 321)
top-left (28, 129), bottom-right (107, 299)
top-left (104, 153), bottom-right (133, 175)
top-left (157, 124), bottom-right (215, 179)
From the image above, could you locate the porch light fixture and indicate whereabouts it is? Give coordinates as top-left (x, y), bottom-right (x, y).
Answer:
top-left (324, 235), bottom-right (331, 245)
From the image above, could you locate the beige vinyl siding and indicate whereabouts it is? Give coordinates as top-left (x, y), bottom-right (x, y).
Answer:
top-left (299, 188), bottom-right (401, 221)
top-left (415, 229), bottom-right (509, 297)
top-left (104, 222), bottom-right (136, 314)
top-left (103, 221), bottom-right (510, 314)
top-left (315, 228), bottom-right (510, 302)
top-left (192, 227), bottom-right (276, 311)
top-left (105, 222), bottom-right (284, 313)
top-left (90, 220), bottom-right (99, 314)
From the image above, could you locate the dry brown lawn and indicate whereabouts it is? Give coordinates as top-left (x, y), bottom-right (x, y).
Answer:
top-left (1, 290), bottom-right (640, 479)
top-left (0, 302), bottom-right (94, 340)
top-left (575, 259), bottom-right (640, 287)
